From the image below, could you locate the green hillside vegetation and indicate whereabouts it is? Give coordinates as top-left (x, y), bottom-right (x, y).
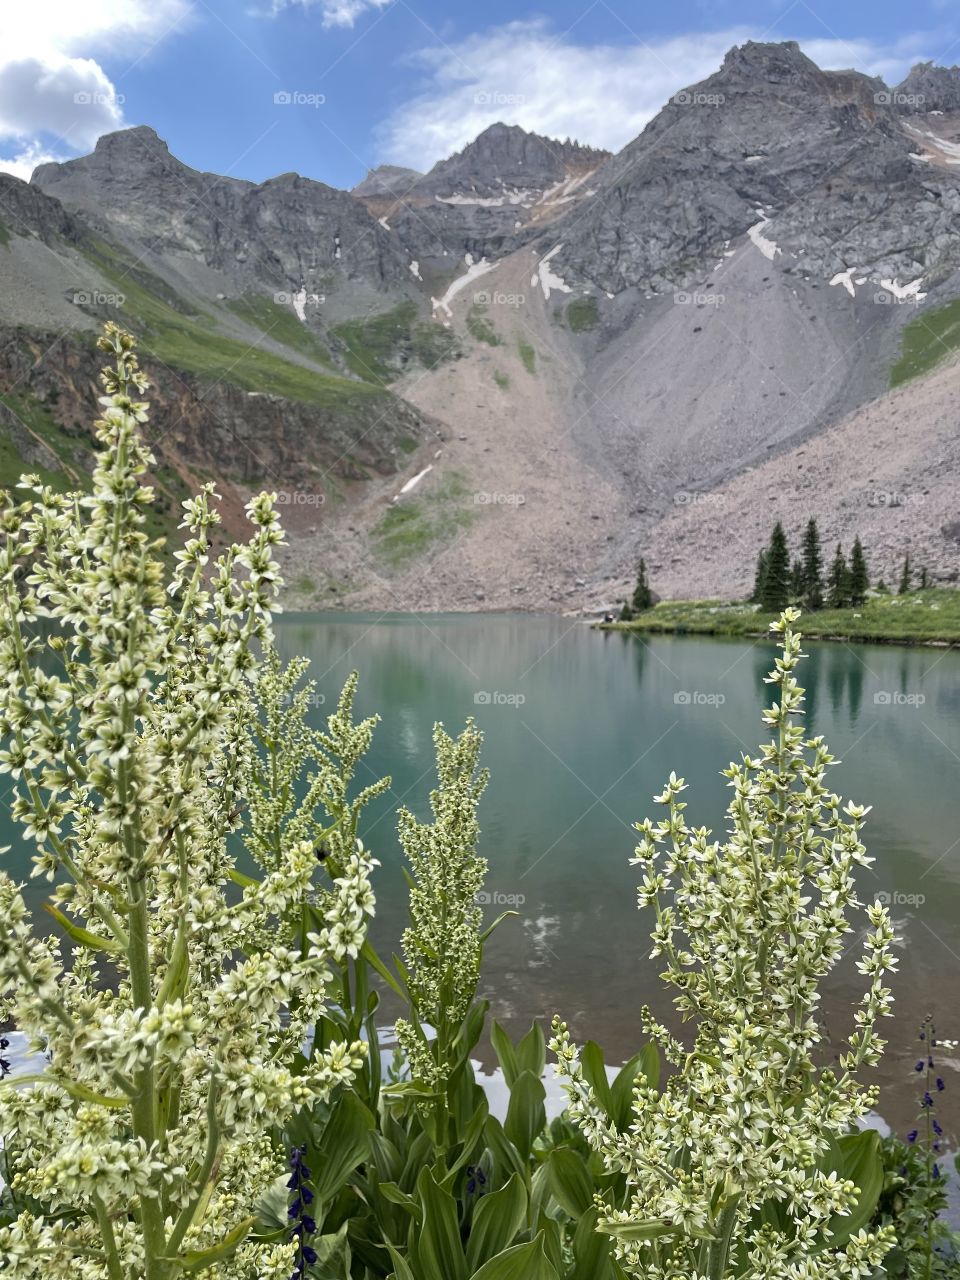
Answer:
top-left (890, 296), bottom-right (960, 386)
top-left (83, 239), bottom-right (384, 407)
top-left (371, 472), bottom-right (475, 567)
top-left (566, 296), bottom-right (599, 332)
top-left (331, 301), bottom-right (457, 384)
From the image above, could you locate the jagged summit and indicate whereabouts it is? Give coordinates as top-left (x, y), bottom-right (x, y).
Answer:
top-left (894, 61), bottom-right (960, 111)
top-left (353, 164), bottom-right (423, 197)
top-left (415, 121), bottom-right (609, 197)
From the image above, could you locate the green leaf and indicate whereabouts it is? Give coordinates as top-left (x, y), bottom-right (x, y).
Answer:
top-left (570, 1206), bottom-right (615, 1280)
top-left (599, 1219), bottom-right (676, 1243)
top-left (465, 1172), bottom-right (528, 1272)
top-left (361, 939), bottom-right (406, 999)
top-left (483, 1115), bottom-right (527, 1182)
top-left (545, 1147), bottom-right (594, 1219)
top-left (609, 1044), bottom-right (659, 1130)
top-left (490, 1021), bottom-right (520, 1089)
top-left (377, 1181), bottom-right (419, 1212)
top-left (306, 1090), bottom-right (375, 1207)
top-left (820, 1129), bottom-right (885, 1250)
top-left (580, 1042), bottom-right (613, 1116)
top-left (386, 1243), bottom-right (417, 1280)
top-left (176, 1216), bottom-right (254, 1271)
top-left (227, 867), bottom-right (258, 889)
top-left (468, 1233), bottom-right (560, 1280)
top-left (253, 1175), bottom-right (289, 1233)
top-left (415, 1166), bottom-right (467, 1280)
top-left (515, 1021), bottom-right (546, 1080)
top-left (479, 910), bottom-right (519, 943)
top-left (503, 1069), bottom-right (546, 1162)
top-left (42, 902), bottom-right (122, 953)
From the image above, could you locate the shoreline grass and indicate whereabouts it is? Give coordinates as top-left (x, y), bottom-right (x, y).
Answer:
top-left (599, 590), bottom-right (960, 647)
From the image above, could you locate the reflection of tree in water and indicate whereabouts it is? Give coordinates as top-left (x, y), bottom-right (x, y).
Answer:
top-left (826, 651), bottom-right (846, 716)
top-left (801, 645), bottom-right (821, 736)
top-left (847, 658), bottom-right (865, 723)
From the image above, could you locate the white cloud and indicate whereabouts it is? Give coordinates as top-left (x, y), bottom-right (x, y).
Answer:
top-left (0, 142), bottom-right (63, 182)
top-left (266, 0), bottom-right (392, 28)
top-left (378, 21), bottom-right (944, 170)
top-left (0, 1), bottom-right (190, 164)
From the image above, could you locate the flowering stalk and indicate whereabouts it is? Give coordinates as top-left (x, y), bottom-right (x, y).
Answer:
top-left (553, 610), bottom-right (898, 1280)
top-left (0, 325), bottom-right (372, 1279)
top-left (394, 721), bottom-right (489, 1144)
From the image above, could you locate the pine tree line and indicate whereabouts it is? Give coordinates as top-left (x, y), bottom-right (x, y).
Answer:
top-left (750, 520), bottom-right (870, 611)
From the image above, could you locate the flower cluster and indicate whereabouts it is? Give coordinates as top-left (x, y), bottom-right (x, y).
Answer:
top-left (0, 326), bottom-right (377, 1278)
top-left (553, 611), bottom-right (898, 1280)
top-left (395, 721), bottom-right (488, 1091)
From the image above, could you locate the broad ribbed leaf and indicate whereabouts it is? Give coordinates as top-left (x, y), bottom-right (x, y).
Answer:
top-left (545, 1147), bottom-right (594, 1218)
top-left (465, 1172), bottom-right (528, 1272)
top-left (503, 1069), bottom-right (546, 1161)
top-left (469, 1233), bottom-right (560, 1280)
top-left (416, 1166), bottom-right (468, 1280)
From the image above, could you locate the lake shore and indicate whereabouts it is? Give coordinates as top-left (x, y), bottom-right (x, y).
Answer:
top-left (598, 590), bottom-right (960, 647)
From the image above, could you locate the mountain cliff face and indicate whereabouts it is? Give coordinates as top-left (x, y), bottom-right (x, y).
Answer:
top-left (1, 41), bottom-right (960, 609)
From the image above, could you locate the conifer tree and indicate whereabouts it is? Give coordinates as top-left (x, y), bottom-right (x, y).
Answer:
top-left (920, 565), bottom-right (929, 590)
top-left (631, 557), bottom-right (653, 612)
top-left (749, 548), bottom-right (767, 604)
top-left (898, 554), bottom-right (912, 595)
top-left (827, 543), bottom-right (849, 609)
top-left (760, 521), bottom-right (790, 611)
top-left (849, 536), bottom-right (869, 606)
top-left (790, 558), bottom-right (805, 602)
top-left (801, 517), bottom-right (825, 610)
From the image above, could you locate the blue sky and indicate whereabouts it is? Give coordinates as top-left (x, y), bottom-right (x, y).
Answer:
top-left (1, 0), bottom-right (958, 188)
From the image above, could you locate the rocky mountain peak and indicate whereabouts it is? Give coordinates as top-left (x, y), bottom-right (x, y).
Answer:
top-left (894, 61), bottom-right (960, 112)
top-left (718, 39), bottom-right (821, 84)
top-left (416, 121), bottom-right (609, 197)
top-left (353, 164), bottom-right (423, 197)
